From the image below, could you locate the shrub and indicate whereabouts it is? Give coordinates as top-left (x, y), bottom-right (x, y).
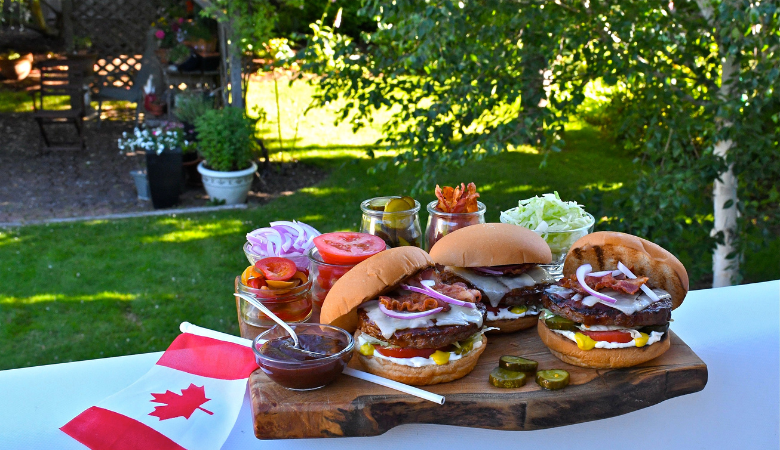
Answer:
top-left (195, 108), bottom-right (256, 172)
top-left (174, 91), bottom-right (214, 125)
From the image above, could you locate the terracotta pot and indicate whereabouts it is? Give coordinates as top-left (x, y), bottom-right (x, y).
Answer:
top-left (0, 53), bottom-right (33, 81)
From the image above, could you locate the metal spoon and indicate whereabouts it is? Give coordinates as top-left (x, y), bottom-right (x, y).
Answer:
top-left (233, 292), bottom-right (328, 357)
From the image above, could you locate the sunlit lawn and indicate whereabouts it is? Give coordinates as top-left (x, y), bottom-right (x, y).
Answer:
top-left (0, 78), bottom-right (776, 370)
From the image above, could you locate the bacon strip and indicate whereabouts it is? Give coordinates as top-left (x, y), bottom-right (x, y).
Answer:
top-left (379, 270), bottom-right (482, 312)
top-left (558, 271), bottom-right (649, 296)
top-left (435, 182), bottom-right (480, 213)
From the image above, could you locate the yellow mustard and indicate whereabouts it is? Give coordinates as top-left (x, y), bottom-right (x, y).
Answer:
top-left (510, 305), bottom-right (528, 315)
top-left (635, 332), bottom-right (650, 347)
top-left (431, 350), bottom-right (451, 365)
top-left (574, 332), bottom-right (596, 350)
top-left (359, 343), bottom-right (375, 356)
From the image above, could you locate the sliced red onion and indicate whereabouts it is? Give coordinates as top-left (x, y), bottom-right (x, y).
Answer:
top-left (246, 221), bottom-right (321, 259)
top-left (472, 266), bottom-right (504, 275)
top-left (587, 269), bottom-right (622, 278)
top-left (576, 264), bottom-right (617, 304)
top-left (379, 302), bottom-right (442, 319)
top-left (401, 281), bottom-right (477, 309)
top-left (616, 262), bottom-right (660, 302)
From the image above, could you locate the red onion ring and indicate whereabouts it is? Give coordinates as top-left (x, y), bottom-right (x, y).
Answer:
top-left (576, 264), bottom-right (617, 304)
top-left (616, 262), bottom-right (660, 302)
top-left (401, 281), bottom-right (477, 309)
top-left (471, 266), bottom-right (504, 275)
top-left (379, 302), bottom-right (443, 319)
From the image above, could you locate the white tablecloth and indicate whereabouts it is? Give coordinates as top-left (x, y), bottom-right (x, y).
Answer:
top-left (1, 281), bottom-right (778, 450)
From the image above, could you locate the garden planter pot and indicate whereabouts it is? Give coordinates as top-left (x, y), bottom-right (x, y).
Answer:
top-left (129, 170), bottom-right (151, 201)
top-left (146, 149), bottom-right (183, 208)
top-left (182, 152), bottom-right (203, 188)
top-left (197, 161), bottom-right (257, 205)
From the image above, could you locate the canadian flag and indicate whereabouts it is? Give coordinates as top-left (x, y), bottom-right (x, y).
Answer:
top-left (60, 331), bottom-right (257, 450)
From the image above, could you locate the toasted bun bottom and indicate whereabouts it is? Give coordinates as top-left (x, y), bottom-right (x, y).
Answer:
top-left (537, 320), bottom-right (670, 369)
top-left (485, 315), bottom-right (538, 333)
top-left (355, 333), bottom-right (487, 385)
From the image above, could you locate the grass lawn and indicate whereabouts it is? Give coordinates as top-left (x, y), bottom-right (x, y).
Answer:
top-left (1, 79), bottom-right (777, 370)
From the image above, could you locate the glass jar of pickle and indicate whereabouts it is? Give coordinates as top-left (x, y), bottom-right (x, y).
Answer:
top-left (307, 247), bottom-right (358, 308)
top-left (424, 200), bottom-right (487, 251)
top-left (236, 277), bottom-right (313, 329)
top-left (360, 196), bottom-right (422, 248)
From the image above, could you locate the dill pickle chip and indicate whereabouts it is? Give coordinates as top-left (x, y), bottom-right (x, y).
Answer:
top-left (489, 368), bottom-right (527, 388)
top-left (368, 198), bottom-right (389, 211)
top-left (401, 196), bottom-right (416, 209)
top-left (499, 356), bottom-right (538, 373)
top-left (384, 198), bottom-right (412, 213)
top-left (544, 315), bottom-right (578, 331)
top-left (535, 369), bottom-right (570, 390)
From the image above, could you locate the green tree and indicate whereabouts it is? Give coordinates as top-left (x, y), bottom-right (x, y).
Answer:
top-left (301, 0), bottom-right (779, 286)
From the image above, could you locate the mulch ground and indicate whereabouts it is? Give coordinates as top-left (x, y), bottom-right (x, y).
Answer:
top-left (0, 110), bottom-right (326, 224)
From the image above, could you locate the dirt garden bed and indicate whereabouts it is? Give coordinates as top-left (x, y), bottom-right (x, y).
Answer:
top-left (0, 111), bottom-right (326, 224)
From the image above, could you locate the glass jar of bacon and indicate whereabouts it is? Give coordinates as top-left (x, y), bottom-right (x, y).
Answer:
top-left (237, 257), bottom-right (313, 329)
top-left (424, 183), bottom-right (485, 252)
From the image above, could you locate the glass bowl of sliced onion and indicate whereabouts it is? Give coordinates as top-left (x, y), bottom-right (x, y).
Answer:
top-left (244, 220), bottom-right (321, 272)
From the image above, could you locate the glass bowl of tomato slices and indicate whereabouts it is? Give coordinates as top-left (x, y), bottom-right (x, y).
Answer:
top-left (308, 247), bottom-right (359, 308)
top-left (237, 278), bottom-right (313, 328)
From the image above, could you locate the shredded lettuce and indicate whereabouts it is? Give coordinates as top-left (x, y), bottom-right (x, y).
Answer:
top-left (500, 192), bottom-right (594, 258)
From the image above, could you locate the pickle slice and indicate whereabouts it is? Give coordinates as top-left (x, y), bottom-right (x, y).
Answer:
top-left (384, 198), bottom-right (412, 213)
top-left (489, 368), bottom-right (527, 388)
top-left (535, 370), bottom-right (570, 390)
top-left (499, 356), bottom-right (538, 373)
top-left (544, 315), bottom-right (578, 331)
top-left (401, 196), bottom-right (416, 209)
top-left (368, 198), bottom-right (389, 211)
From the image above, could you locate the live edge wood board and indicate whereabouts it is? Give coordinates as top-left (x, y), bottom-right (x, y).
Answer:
top-left (243, 315), bottom-right (708, 439)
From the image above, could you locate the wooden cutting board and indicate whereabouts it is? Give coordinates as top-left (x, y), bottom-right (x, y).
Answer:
top-left (240, 305), bottom-right (707, 439)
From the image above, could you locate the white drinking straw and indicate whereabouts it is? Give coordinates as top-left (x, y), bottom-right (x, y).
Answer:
top-left (179, 322), bottom-right (446, 405)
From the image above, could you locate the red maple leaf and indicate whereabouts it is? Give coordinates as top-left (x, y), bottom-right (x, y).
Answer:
top-left (149, 384), bottom-right (213, 420)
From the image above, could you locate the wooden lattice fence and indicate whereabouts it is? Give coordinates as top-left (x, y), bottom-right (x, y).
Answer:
top-left (71, 0), bottom-right (163, 90)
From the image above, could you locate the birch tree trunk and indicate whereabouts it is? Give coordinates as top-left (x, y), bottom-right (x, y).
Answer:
top-left (711, 56), bottom-right (739, 287)
top-left (697, 0), bottom-right (739, 287)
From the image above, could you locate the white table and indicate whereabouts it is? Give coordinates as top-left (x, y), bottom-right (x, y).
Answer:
top-left (1, 281), bottom-right (778, 450)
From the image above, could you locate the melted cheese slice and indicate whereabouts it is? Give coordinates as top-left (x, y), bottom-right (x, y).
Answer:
top-left (581, 288), bottom-right (671, 315)
top-left (362, 300), bottom-right (484, 339)
top-left (445, 266), bottom-right (552, 308)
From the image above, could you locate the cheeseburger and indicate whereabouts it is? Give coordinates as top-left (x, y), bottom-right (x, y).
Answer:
top-left (320, 247), bottom-right (487, 385)
top-left (538, 231), bottom-right (689, 369)
top-left (429, 223), bottom-right (554, 333)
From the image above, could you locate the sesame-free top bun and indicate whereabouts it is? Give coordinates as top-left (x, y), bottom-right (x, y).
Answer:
top-left (561, 231), bottom-right (689, 310)
top-left (429, 223), bottom-right (552, 267)
top-left (537, 319), bottom-right (671, 369)
top-left (320, 246), bottom-right (433, 332)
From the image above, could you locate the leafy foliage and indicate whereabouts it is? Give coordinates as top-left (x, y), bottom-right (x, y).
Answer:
top-left (194, 108), bottom-right (257, 171)
top-left (300, 0), bottom-right (780, 284)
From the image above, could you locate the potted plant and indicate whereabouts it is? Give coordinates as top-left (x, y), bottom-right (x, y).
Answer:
top-left (195, 108), bottom-right (258, 205)
top-left (118, 124), bottom-right (190, 208)
top-left (0, 51), bottom-right (33, 81)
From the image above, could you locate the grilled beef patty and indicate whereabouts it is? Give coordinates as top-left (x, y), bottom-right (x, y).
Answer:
top-left (542, 288), bottom-right (671, 328)
top-left (438, 269), bottom-right (549, 309)
top-left (357, 304), bottom-right (486, 349)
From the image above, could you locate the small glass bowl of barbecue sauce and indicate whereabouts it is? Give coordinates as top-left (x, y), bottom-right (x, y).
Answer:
top-left (252, 323), bottom-right (354, 390)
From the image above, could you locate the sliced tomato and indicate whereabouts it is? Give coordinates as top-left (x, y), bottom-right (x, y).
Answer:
top-left (374, 347), bottom-right (437, 359)
top-left (316, 265), bottom-right (352, 290)
top-left (255, 257), bottom-right (297, 281)
top-left (313, 232), bottom-right (385, 265)
top-left (581, 330), bottom-right (633, 343)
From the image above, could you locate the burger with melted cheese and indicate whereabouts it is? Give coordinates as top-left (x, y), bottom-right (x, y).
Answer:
top-left (538, 231), bottom-right (688, 369)
top-left (319, 246), bottom-right (487, 385)
top-left (429, 223), bottom-right (554, 333)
